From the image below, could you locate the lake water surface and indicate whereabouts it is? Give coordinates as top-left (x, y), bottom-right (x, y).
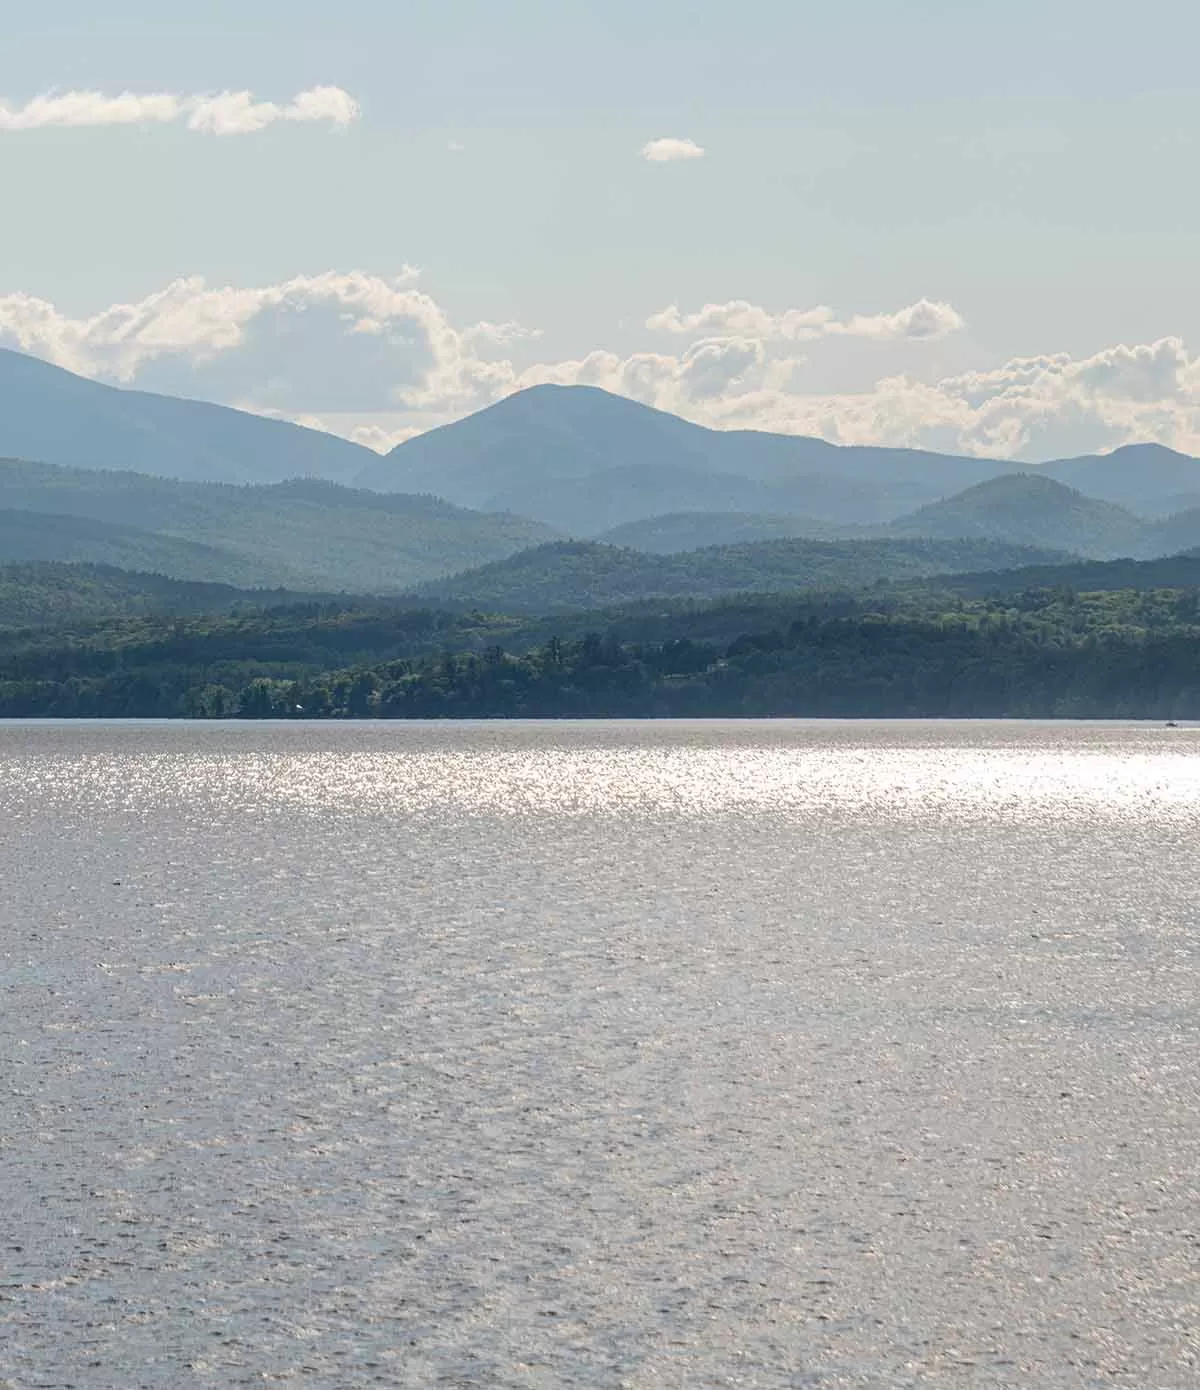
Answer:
top-left (1, 720), bottom-right (1198, 1387)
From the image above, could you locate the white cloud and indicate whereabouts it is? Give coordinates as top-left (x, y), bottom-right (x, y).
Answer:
top-left (0, 86), bottom-right (360, 134)
top-left (188, 85), bottom-right (360, 136)
top-left (684, 337), bottom-right (1200, 459)
top-left (648, 297), bottom-right (964, 343)
top-left (0, 268), bottom-right (487, 414)
top-left (640, 137), bottom-right (705, 162)
top-left (648, 301), bottom-right (834, 340)
top-left (833, 299), bottom-right (965, 342)
top-left (513, 334), bottom-right (1200, 460)
top-left (0, 91), bottom-right (183, 131)
top-left (4, 272), bottom-right (1200, 461)
top-left (679, 337), bottom-right (766, 400)
top-left (284, 86), bottom-right (360, 127)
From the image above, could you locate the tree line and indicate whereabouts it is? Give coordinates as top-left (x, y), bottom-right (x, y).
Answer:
top-left (2, 587), bottom-right (1199, 719)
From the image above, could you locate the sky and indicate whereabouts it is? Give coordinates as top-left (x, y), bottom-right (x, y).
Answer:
top-left (4, 0), bottom-right (1200, 458)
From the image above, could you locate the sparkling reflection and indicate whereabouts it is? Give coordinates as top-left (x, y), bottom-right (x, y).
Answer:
top-left (1, 720), bottom-right (1197, 1388)
top-left (3, 720), bottom-right (1200, 828)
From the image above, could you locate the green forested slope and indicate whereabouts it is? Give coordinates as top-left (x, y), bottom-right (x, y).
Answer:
top-left (598, 511), bottom-right (837, 551)
top-left (887, 474), bottom-right (1155, 556)
top-left (0, 459), bottom-right (556, 591)
top-left (0, 562), bottom-right (340, 628)
top-left (0, 510), bottom-right (293, 587)
top-left (411, 537), bottom-right (1069, 612)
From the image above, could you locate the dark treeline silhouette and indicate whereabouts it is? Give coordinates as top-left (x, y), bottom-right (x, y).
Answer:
top-left (2, 584), bottom-right (1200, 719)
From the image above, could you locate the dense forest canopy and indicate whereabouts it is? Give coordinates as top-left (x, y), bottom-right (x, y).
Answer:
top-left (2, 574), bottom-right (1198, 720)
top-left (409, 537), bottom-right (1072, 612)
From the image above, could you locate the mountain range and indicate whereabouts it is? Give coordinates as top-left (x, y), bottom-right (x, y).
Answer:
top-left (4, 349), bottom-right (1200, 612)
top-left (360, 381), bottom-right (1200, 531)
top-left (358, 384), bottom-right (1010, 527)
top-left (4, 349), bottom-right (1200, 529)
top-left (3, 451), bottom-right (1198, 604)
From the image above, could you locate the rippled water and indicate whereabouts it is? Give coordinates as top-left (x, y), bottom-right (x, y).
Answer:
top-left (1, 720), bottom-right (1198, 1388)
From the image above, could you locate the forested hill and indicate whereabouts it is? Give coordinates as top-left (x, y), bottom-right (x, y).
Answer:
top-left (0, 563), bottom-right (345, 628)
top-left (7, 547), bottom-right (1200, 635)
top-left (0, 458), bottom-right (555, 592)
top-left (410, 537), bottom-right (1069, 612)
top-left (0, 509), bottom-right (291, 588)
top-left (597, 511), bottom-right (840, 552)
top-left (931, 553), bottom-right (1200, 597)
top-left (887, 474), bottom-right (1152, 556)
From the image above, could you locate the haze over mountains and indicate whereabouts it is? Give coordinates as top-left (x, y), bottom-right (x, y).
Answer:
top-left (885, 474), bottom-right (1197, 560)
top-left (358, 383), bottom-right (1013, 527)
top-left (0, 348), bottom-right (374, 486)
top-left (3, 348), bottom-right (1200, 608)
top-left (360, 380), bottom-right (1200, 531)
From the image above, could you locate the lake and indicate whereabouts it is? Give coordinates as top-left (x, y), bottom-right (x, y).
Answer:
top-left (1, 720), bottom-right (1197, 1387)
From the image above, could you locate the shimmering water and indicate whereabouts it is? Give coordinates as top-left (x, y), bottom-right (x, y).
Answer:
top-left (1, 720), bottom-right (1198, 1388)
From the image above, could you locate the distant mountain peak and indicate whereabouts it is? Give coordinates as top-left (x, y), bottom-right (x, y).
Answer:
top-left (503, 382), bottom-right (621, 401)
top-left (1101, 441), bottom-right (1196, 462)
top-left (0, 347), bottom-right (374, 485)
top-left (389, 381), bottom-right (705, 451)
top-left (358, 383), bottom-right (1013, 522)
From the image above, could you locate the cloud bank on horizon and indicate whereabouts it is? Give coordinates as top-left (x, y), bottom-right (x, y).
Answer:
top-left (1, 272), bottom-right (1198, 461)
top-left (0, 87), bottom-right (360, 134)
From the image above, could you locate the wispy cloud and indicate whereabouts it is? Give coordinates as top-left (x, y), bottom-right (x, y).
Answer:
top-left (0, 86), bottom-right (360, 134)
top-left (0, 91), bottom-right (181, 131)
top-left (640, 137), bottom-right (705, 162)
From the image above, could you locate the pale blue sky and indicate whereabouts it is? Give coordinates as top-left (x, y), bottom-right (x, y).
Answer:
top-left (4, 0), bottom-right (1200, 457)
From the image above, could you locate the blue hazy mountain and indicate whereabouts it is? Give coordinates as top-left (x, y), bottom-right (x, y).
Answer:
top-left (0, 458), bottom-right (556, 592)
top-left (0, 348), bottom-right (375, 484)
top-left (0, 508), bottom-right (286, 587)
top-left (567, 475), bottom-right (1200, 561)
top-left (885, 474), bottom-right (1165, 559)
top-left (1041, 443), bottom-right (1200, 514)
top-left (5, 351), bottom-right (1200, 546)
top-left (358, 383), bottom-right (1200, 532)
top-left (356, 384), bottom-right (1016, 527)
